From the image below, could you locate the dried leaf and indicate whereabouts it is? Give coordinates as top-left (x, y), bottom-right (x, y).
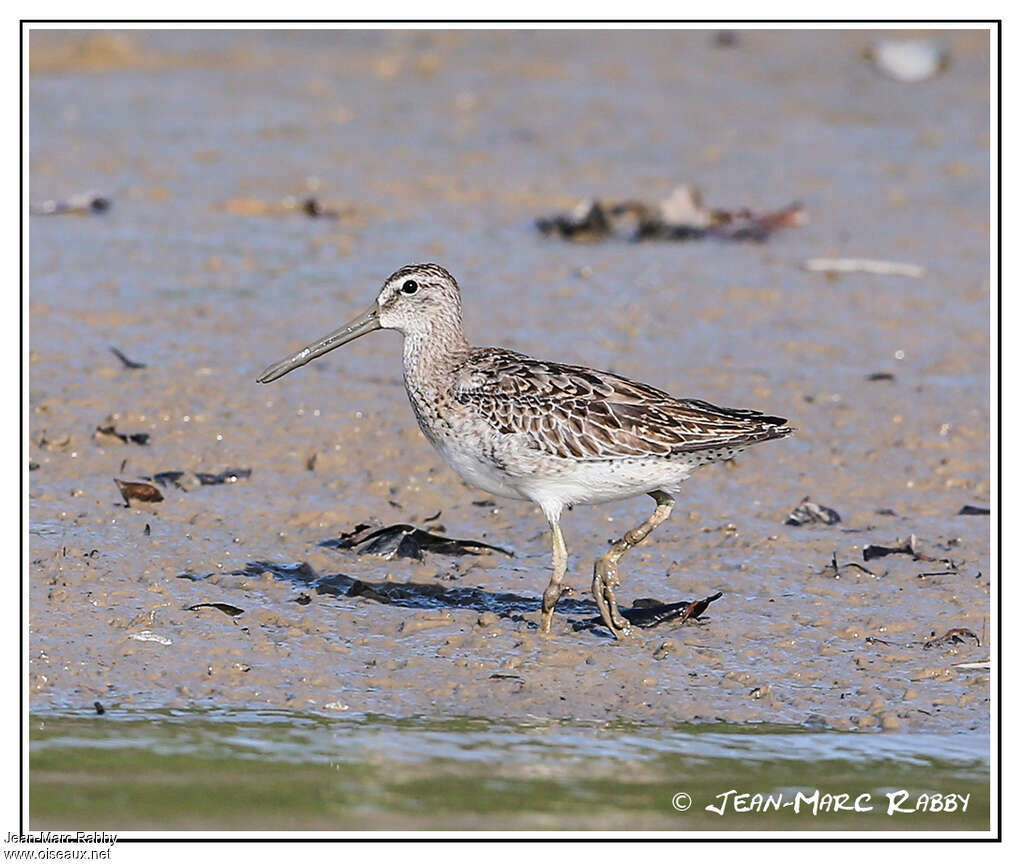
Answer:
top-left (114, 478), bottom-right (163, 506)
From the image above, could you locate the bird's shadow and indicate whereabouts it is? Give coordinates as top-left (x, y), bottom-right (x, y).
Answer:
top-left (238, 559), bottom-right (593, 617)
top-left (235, 560), bottom-right (720, 634)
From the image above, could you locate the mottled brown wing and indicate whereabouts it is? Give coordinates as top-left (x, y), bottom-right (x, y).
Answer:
top-left (454, 349), bottom-right (791, 461)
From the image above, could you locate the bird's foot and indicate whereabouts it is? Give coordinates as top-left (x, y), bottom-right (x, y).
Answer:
top-left (540, 585), bottom-right (575, 634)
top-left (593, 557), bottom-right (632, 640)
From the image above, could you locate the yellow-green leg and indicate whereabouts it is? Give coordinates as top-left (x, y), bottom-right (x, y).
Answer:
top-left (593, 490), bottom-right (676, 640)
top-left (540, 519), bottom-right (568, 633)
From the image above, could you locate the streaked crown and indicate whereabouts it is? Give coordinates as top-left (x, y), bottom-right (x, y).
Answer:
top-left (376, 263), bottom-right (464, 337)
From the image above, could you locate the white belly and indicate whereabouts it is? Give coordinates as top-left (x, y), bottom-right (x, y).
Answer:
top-left (515, 458), bottom-right (695, 514)
top-left (436, 437), bottom-right (532, 501)
top-left (437, 428), bottom-right (698, 520)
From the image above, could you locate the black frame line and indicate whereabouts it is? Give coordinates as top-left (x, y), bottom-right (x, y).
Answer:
top-left (19, 17), bottom-right (1002, 843)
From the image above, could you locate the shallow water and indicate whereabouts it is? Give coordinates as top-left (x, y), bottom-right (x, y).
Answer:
top-left (29, 28), bottom-right (992, 830)
top-left (30, 709), bottom-right (989, 830)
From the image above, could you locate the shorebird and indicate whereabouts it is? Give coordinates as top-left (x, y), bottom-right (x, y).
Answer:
top-left (258, 264), bottom-right (792, 639)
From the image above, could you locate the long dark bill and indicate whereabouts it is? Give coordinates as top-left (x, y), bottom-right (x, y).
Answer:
top-left (256, 304), bottom-right (380, 383)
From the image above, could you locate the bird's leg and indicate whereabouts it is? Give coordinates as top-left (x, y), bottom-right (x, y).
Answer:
top-left (593, 490), bottom-right (675, 639)
top-left (541, 519), bottom-right (568, 633)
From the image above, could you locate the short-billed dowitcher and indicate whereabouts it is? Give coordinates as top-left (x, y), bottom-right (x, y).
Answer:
top-left (258, 264), bottom-right (792, 639)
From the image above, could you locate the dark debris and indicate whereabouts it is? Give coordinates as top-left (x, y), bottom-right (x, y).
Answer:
top-left (537, 185), bottom-right (805, 244)
top-left (822, 552), bottom-right (881, 579)
top-left (31, 192), bottom-right (111, 216)
top-left (786, 497), bottom-right (841, 526)
top-left (150, 467), bottom-right (252, 491)
top-left (109, 346), bottom-right (147, 370)
top-left (320, 522), bottom-right (513, 560)
top-left (175, 571), bottom-right (213, 581)
top-left (94, 423), bottom-right (150, 446)
top-left (866, 627), bottom-right (982, 650)
top-left (186, 602), bottom-right (244, 618)
top-left (923, 628), bottom-right (982, 648)
top-left (301, 196), bottom-right (340, 219)
top-left (574, 592), bottom-right (724, 633)
top-left (863, 534), bottom-right (948, 563)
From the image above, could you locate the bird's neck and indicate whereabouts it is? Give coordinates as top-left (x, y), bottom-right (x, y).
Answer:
top-left (401, 320), bottom-right (470, 390)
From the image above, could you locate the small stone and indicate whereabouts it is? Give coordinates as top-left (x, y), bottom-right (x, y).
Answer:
top-left (653, 639), bottom-right (677, 660)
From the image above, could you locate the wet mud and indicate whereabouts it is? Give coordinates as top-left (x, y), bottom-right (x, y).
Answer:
top-left (30, 30), bottom-right (989, 737)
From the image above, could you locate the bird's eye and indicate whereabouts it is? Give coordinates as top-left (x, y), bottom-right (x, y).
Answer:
top-left (400, 280), bottom-right (419, 295)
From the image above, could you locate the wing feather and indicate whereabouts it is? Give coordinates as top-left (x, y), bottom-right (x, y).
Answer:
top-left (453, 349), bottom-right (791, 462)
